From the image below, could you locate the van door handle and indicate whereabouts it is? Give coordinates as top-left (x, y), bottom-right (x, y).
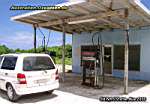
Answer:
top-left (5, 73), bottom-right (8, 76)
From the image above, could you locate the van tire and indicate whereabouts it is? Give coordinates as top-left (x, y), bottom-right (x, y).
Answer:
top-left (6, 84), bottom-right (19, 102)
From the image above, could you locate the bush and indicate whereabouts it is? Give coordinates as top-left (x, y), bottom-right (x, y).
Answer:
top-left (0, 44), bottom-right (72, 65)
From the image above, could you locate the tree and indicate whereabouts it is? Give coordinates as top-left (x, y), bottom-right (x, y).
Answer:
top-left (65, 44), bottom-right (72, 58)
top-left (0, 44), bottom-right (72, 64)
top-left (0, 45), bottom-right (13, 54)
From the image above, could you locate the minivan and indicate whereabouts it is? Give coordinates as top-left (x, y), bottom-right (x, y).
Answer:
top-left (0, 53), bottom-right (59, 101)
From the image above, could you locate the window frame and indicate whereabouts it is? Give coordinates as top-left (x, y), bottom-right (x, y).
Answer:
top-left (0, 56), bottom-right (4, 68)
top-left (113, 44), bottom-right (141, 72)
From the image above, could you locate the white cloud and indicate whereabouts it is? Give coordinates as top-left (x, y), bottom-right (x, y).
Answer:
top-left (0, 30), bottom-right (72, 49)
top-left (0, 31), bottom-right (42, 49)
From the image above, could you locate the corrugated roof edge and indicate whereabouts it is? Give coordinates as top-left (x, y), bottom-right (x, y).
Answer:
top-left (134, 0), bottom-right (150, 15)
top-left (10, 0), bottom-right (86, 21)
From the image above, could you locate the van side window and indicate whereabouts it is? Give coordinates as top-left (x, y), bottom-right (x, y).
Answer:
top-left (1, 56), bottom-right (17, 70)
top-left (0, 56), bottom-right (3, 64)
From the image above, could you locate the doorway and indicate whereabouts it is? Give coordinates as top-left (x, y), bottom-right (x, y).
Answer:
top-left (103, 45), bottom-right (112, 75)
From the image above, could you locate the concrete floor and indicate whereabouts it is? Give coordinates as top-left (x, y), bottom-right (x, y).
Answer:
top-left (0, 73), bottom-right (149, 104)
top-left (59, 73), bottom-right (149, 99)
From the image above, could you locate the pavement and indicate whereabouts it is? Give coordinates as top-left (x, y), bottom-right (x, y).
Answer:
top-left (1, 84), bottom-right (150, 104)
top-left (0, 90), bottom-right (99, 104)
top-left (0, 84), bottom-right (150, 104)
top-left (0, 73), bottom-right (150, 104)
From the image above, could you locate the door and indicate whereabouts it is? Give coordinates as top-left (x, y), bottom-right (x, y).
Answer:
top-left (103, 45), bottom-right (112, 75)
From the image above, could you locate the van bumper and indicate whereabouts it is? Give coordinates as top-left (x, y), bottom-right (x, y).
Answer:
top-left (14, 81), bottom-right (59, 95)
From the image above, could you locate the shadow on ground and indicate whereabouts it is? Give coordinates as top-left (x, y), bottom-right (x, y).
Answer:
top-left (58, 73), bottom-right (149, 99)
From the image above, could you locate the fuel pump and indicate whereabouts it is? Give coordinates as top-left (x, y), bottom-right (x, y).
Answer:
top-left (81, 31), bottom-right (104, 88)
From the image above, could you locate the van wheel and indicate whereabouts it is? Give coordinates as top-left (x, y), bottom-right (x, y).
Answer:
top-left (46, 90), bottom-right (54, 94)
top-left (7, 84), bottom-right (19, 102)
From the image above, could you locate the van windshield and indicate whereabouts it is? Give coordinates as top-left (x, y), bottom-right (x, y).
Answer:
top-left (23, 56), bottom-right (55, 71)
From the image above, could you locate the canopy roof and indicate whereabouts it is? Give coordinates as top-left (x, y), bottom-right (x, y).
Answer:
top-left (11, 0), bottom-right (150, 34)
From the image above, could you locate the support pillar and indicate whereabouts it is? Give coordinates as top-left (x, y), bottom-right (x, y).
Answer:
top-left (43, 36), bottom-right (46, 52)
top-left (33, 25), bottom-right (37, 53)
top-left (124, 23), bottom-right (129, 94)
top-left (124, 9), bottom-right (129, 94)
top-left (62, 23), bottom-right (66, 82)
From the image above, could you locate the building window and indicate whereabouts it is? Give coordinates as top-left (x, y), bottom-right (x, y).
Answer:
top-left (113, 45), bottom-right (140, 71)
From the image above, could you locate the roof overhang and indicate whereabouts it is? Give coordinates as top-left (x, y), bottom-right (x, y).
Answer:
top-left (11, 0), bottom-right (150, 34)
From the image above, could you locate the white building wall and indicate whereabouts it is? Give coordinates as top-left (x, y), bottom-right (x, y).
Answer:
top-left (72, 28), bottom-right (150, 81)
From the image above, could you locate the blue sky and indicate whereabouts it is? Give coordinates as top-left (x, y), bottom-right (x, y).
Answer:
top-left (0, 0), bottom-right (150, 49)
top-left (141, 0), bottom-right (150, 9)
top-left (0, 0), bottom-right (71, 49)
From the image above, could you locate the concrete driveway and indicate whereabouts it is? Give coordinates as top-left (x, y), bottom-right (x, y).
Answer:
top-left (0, 90), bottom-right (99, 104)
top-left (0, 89), bottom-right (150, 104)
top-left (0, 73), bottom-right (149, 104)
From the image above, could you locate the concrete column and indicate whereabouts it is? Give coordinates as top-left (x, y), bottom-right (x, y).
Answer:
top-left (124, 8), bottom-right (129, 94)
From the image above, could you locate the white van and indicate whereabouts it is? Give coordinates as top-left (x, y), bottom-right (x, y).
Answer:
top-left (0, 53), bottom-right (59, 101)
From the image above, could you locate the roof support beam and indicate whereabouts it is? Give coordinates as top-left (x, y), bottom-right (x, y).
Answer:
top-left (43, 26), bottom-right (73, 34)
top-left (78, 24), bottom-right (94, 32)
top-left (62, 21), bottom-right (66, 82)
top-left (124, 0), bottom-right (150, 23)
top-left (79, 23), bottom-right (95, 31)
top-left (61, 10), bottom-right (77, 17)
top-left (130, 6), bottom-right (150, 23)
top-left (89, 0), bottom-right (150, 26)
top-left (88, 0), bottom-right (125, 28)
top-left (99, 18), bottom-right (123, 28)
top-left (29, 15), bottom-right (52, 21)
top-left (88, 0), bottom-right (112, 11)
top-left (64, 24), bottom-right (82, 33)
top-left (38, 10), bottom-right (123, 27)
top-left (87, 2), bottom-right (105, 11)
top-left (38, 11), bottom-right (77, 20)
top-left (41, 12), bottom-right (61, 19)
top-left (20, 18), bottom-right (37, 24)
top-left (39, 20), bottom-right (63, 27)
top-left (74, 5), bottom-right (91, 14)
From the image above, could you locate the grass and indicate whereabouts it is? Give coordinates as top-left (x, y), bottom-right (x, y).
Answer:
top-left (53, 57), bottom-right (72, 65)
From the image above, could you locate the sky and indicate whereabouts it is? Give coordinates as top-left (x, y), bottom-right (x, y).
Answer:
top-left (0, 0), bottom-right (150, 49)
top-left (0, 0), bottom-right (71, 49)
top-left (141, 0), bottom-right (150, 10)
